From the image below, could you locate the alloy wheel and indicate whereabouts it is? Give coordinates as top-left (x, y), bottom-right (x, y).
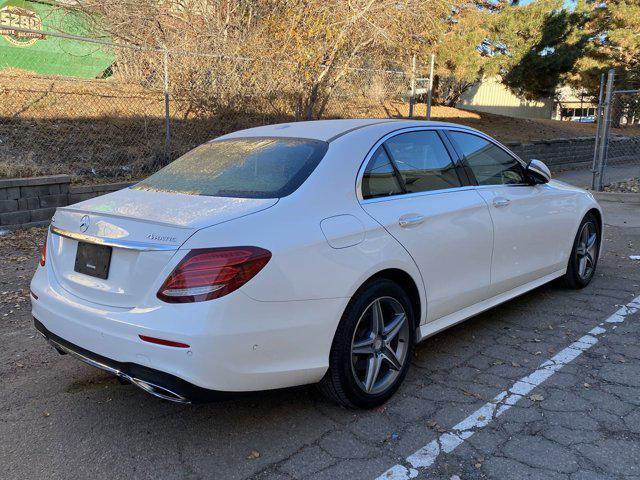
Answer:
top-left (350, 296), bottom-right (410, 395)
top-left (576, 221), bottom-right (598, 280)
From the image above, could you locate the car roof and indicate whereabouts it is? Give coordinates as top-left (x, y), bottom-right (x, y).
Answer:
top-left (217, 119), bottom-right (481, 143)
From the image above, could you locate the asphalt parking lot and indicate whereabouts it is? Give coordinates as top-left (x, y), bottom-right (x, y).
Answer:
top-left (1, 199), bottom-right (639, 480)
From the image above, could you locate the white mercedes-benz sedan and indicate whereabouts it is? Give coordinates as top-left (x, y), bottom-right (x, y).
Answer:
top-left (30, 119), bottom-right (602, 408)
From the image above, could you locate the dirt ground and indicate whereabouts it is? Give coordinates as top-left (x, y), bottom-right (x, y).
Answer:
top-left (0, 71), bottom-right (628, 145)
top-left (425, 106), bottom-right (608, 143)
top-left (1, 103), bottom-right (632, 184)
top-left (1, 70), bottom-right (639, 182)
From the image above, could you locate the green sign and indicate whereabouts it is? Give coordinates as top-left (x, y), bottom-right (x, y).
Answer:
top-left (0, 0), bottom-right (114, 78)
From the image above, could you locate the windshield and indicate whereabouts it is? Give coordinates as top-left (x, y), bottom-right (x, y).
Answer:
top-left (133, 137), bottom-right (328, 199)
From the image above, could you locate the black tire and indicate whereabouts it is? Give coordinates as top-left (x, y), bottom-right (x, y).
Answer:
top-left (318, 278), bottom-right (415, 408)
top-left (562, 212), bottom-right (600, 289)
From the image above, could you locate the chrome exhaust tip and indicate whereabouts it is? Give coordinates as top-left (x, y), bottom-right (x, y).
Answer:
top-left (42, 334), bottom-right (191, 404)
top-left (128, 377), bottom-right (191, 404)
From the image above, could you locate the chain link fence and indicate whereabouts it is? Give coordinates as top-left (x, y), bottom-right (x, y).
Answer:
top-left (592, 70), bottom-right (640, 191)
top-left (0, 27), bottom-right (427, 183)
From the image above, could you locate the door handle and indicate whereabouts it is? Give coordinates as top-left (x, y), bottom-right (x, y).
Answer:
top-left (398, 214), bottom-right (425, 228)
top-left (493, 197), bottom-right (511, 208)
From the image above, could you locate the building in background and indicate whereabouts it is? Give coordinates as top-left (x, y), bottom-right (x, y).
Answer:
top-left (0, 0), bottom-right (113, 78)
top-left (554, 84), bottom-right (597, 122)
top-left (456, 76), bottom-right (597, 122)
top-left (456, 76), bottom-right (554, 120)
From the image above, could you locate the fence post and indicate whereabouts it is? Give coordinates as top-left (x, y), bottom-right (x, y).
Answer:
top-left (591, 73), bottom-right (605, 190)
top-left (596, 69), bottom-right (615, 192)
top-left (426, 53), bottom-right (435, 121)
top-left (409, 54), bottom-right (417, 118)
top-left (163, 48), bottom-right (171, 165)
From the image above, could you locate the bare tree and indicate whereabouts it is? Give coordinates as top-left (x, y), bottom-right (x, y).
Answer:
top-left (70, 0), bottom-right (452, 119)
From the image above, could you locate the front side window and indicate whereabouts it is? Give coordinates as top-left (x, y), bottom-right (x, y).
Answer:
top-left (134, 137), bottom-right (328, 199)
top-left (384, 131), bottom-right (461, 193)
top-left (448, 131), bottom-right (525, 186)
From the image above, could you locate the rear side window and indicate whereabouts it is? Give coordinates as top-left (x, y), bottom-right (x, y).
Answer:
top-left (362, 147), bottom-right (404, 199)
top-left (134, 137), bottom-right (328, 199)
top-left (361, 130), bottom-right (461, 200)
top-left (448, 131), bottom-right (525, 186)
top-left (384, 131), bottom-right (461, 193)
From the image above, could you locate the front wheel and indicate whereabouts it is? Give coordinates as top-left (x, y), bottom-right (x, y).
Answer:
top-left (318, 279), bottom-right (415, 408)
top-left (562, 213), bottom-right (600, 289)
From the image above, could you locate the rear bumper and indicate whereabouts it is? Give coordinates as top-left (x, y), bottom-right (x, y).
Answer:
top-left (34, 318), bottom-right (223, 403)
top-left (30, 261), bottom-right (348, 395)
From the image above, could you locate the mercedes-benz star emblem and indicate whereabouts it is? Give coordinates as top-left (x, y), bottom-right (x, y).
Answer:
top-left (79, 215), bottom-right (90, 233)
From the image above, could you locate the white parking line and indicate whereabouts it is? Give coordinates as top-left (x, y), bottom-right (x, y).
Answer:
top-left (376, 294), bottom-right (640, 480)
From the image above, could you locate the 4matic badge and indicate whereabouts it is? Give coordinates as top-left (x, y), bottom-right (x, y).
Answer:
top-left (147, 233), bottom-right (177, 243)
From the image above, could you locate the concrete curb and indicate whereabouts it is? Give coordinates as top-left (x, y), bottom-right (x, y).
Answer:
top-left (594, 191), bottom-right (640, 204)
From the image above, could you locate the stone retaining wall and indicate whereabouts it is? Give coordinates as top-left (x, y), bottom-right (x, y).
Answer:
top-left (0, 175), bottom-right (132, 229)
top-left (506, 137), bottom-right (596, 169)
top-left (506, 135), bottom-right (640, 169)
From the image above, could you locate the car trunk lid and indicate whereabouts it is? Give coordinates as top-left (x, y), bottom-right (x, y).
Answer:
top-left (48, 187), bottom-right (277, 307)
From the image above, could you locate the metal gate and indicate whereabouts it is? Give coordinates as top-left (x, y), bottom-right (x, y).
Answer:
top-left (592, 69), bottom-right (640, 191)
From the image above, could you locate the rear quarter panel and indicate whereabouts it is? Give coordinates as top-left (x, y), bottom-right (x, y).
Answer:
top-left (181, 133), bottom-right (427, 323)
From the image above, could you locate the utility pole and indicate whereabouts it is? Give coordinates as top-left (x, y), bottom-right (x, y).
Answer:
top-left (426, 53), bottom-right (435, 120)
top-left (591, 73), bottom-right (605, 190)
top-left (163, 48), bottom-right (171, 165)
top-left (596, 69), bottom-right (615, 191)
top-left (409, 54), bottom-right (417, 118)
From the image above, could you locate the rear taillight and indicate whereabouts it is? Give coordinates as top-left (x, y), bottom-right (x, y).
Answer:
top-left (39, 233), bottom-right (47, 266)
top-left (157, 247), bottom-right (271, 303)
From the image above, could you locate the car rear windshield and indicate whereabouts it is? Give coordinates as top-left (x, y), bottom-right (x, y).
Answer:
top-left (133, 137), bottom-right (328, 199)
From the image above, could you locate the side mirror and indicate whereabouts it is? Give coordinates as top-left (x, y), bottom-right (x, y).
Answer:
top-left (526, 159), bottom-right (551, 184)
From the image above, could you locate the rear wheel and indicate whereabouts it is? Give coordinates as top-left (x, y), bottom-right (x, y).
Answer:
top-left (562, 213), bottom-right (600, 289)
top-left (318, 279), bottom-right (415, 408)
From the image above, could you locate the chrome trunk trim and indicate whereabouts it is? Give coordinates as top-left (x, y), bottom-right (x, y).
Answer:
top-left (50, 226), bottom-right (179, 252)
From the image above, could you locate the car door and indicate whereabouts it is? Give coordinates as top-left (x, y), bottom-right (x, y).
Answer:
top-left (446, 129), bottom-right (571, 296)
top-left (359, 128), bottom-right (494, 323)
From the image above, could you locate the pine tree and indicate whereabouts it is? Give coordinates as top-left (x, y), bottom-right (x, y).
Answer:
top-left (489, 0), bottom-right (590, 100)
top-left (573, 0), bottom-right (640, 92)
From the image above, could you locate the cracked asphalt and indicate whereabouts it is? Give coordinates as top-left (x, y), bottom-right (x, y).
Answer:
top-left (1, 199), bottom-right (639, 480)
